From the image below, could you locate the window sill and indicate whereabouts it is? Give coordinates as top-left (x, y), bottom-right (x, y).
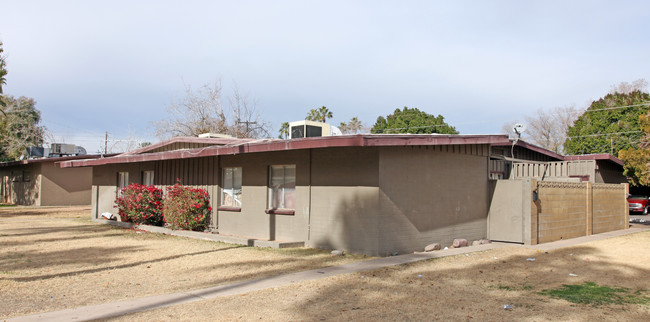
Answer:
top-left (265, 208), bottom-right (295, 215)
top-left (217, 206), bottom-right (241, 212)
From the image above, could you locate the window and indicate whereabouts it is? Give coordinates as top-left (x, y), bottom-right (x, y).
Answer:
top-left (23, 171), bottom-right (32, 182)
top-left (142, 170), bottom-right (154, 186)
top-left (117, 172), bottom-right (129, 195)
top-left (11, 171), bottom-right (22, 182)
top-left (220, 167), bottom-right (242, 209)
top-left (268, 165), bottom-right (295, 211)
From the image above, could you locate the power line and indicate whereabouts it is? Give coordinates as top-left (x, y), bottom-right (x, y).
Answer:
top-left (566, 130), bottom-right (643, 139)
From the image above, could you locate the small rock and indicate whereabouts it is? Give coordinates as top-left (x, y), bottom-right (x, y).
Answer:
top-left (480, 239), bottom-right (492, 244)
top-left (472, 240), bottom-right (481, 246)
top-left (453, 239), bottom-right (468, 248)
top-left (424, 243), bottom-right (441, 252)
top-left (331, 250), bottom-right (344, 256)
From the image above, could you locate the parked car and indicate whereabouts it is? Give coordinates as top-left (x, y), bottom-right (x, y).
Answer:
top-left (628, 195), bottom-right (650, 215)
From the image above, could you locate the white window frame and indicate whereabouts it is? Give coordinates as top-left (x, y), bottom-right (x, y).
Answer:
top-left (142, 170), bottom-right (154, 186)
top-left (117, 172), bottom-right (129, 196)
top-left (268, 165), bottom-right (296, 210)
top-left (221, 167), bottom-right (242, 208)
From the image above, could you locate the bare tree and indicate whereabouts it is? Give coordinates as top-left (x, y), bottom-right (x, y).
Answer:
top-left (227, 85), bottom-right (270, 138)
top-left (524, 105), bottom-right (581, 154)
top-left (609, 78), bottom-right (648, 94)
top-left (155, 81), bottom-right (270, 140)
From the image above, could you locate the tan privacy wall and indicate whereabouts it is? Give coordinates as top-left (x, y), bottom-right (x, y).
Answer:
top-left (536, 182), bottom-right (590, 243)
top-left (488, 180), bottom-right (628, 244)
top-left (591, 183), bottom-right (629, 234)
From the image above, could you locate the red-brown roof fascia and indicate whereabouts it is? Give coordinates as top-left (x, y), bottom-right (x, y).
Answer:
top-left (492, 139), bottom-right (565, 161)
top-left (60, 134), bottom-right (511, 168)
top-left (0, 154), bottom-right (113, 168)
top-left (564, 153), bottom-right (624, 166)
top-left (118, 137), bottom-right (255, 156)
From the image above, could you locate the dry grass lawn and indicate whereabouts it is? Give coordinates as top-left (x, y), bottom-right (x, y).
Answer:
top-left (0, 206), bottom-right (366, 319)
top-left (115, 232), bottom-right (650, 321)
top-left (2, 206), bottom-right (650, 321)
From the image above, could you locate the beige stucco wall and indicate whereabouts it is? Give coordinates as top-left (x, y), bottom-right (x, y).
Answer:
top-left (376, 145), bottom-right (490, 255)
top-left (40, 162), bottom-right (92, 206)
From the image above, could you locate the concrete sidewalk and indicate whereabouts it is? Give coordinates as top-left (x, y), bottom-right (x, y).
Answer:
top-left (7, 226), bottom-right (649, 322)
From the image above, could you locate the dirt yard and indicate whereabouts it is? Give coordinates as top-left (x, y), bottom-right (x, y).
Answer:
top-left (0, 206), bottom-right (366, 319)
top-left (2, 206), bottom-right (650, 321)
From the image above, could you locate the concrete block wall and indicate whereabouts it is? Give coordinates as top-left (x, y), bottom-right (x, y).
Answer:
top-left (536, 181), bottom-right (588, 243)
top-left (592, 183), bottom-right (628, 234)
top-left (377, 145), bottom-right (490, 255)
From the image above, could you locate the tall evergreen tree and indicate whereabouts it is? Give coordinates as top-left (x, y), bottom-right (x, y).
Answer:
top-left (371, 107), bottom-right (458, 134)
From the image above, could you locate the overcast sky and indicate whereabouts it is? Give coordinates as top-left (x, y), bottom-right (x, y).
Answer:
top-left (1, 0), bottom-right (649, 152)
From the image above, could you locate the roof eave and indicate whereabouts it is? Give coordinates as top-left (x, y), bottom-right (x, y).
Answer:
top-left (61, 134), bottom-right (510, 168)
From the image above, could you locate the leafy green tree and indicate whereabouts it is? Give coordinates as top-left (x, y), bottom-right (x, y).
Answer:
top-left (0, 41), bottom-right (8, 113)
top-left (371, 107), bottom-right (458, 134)
top-left (305, 106), bottom-right (333, 123)
top-left (564, 90), bottom-right (650, 156)
top-left (619, 112), bottom-right (650, 186)
top-left (278, 122), bottom-right (290, 139)
top-left (0, 96), bottom-right (45, 161)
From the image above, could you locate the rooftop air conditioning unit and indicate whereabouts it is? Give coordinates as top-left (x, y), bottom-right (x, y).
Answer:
top-left (50, 143), bottom-right (76, 156)
top-left (288, 120), bottom-right (342, 139)
top-left (74, 146), bottom-right (87, 155)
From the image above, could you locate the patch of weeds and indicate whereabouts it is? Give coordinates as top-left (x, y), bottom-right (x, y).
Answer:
top-left (540, 282), bottom-right (650, 306)
top-left (492, 284), bottom-right (532, 291)
top-left (0, 204), bottom-right (17, 208)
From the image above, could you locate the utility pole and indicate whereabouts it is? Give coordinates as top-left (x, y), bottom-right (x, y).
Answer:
top-left (237, 121), bottom-right (257, 137)
top-left (104, 131), bottom-right (108, 154)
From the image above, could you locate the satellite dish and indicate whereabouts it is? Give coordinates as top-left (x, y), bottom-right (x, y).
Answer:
top-left (513, 123), bottom-right (527, 137)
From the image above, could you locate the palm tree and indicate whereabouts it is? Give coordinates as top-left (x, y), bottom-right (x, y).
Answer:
top-left (347, 117), bottom-right (363, 134)
top-left (340, 117), bottom-right (364, 134)
top-left (305, 106), bottom-right (333, 123)
top-left (278, 122), bottom-right (290, 139)
top-left (317, 106), bottom-right (332, 122)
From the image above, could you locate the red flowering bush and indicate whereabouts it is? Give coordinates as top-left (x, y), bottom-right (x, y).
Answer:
top-left (163, 183), bottom-right (212, 231)
top-left (115, 184), bottom-right (164, 226)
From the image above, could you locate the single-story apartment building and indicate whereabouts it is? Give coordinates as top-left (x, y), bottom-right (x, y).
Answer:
top-left (0, 154), bottom-right (107, 206)
top-left (60, 134), bottom-right (628, 256)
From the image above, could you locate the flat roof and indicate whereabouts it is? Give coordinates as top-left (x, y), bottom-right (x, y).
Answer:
top-left (0, 154), bottom-right (114, 168)
top-left (60, 134), bottom-right (512, 168)
top-left (564, 153), bottom-right (624, 166)
top-left (59, 134), bottom-right (623, 168)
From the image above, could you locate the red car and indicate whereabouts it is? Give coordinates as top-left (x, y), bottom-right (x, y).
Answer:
top-left (628, 195), bottom-right (650, 215)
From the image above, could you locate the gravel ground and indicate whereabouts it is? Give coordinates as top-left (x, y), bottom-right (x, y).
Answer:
top-left (0, 206), bottom-right (367, 319)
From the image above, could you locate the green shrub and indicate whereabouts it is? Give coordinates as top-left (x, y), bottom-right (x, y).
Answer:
top-left (115, 184), bottom-right (164, 226)
top-left (163, 183), bottom-right (211, 231)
